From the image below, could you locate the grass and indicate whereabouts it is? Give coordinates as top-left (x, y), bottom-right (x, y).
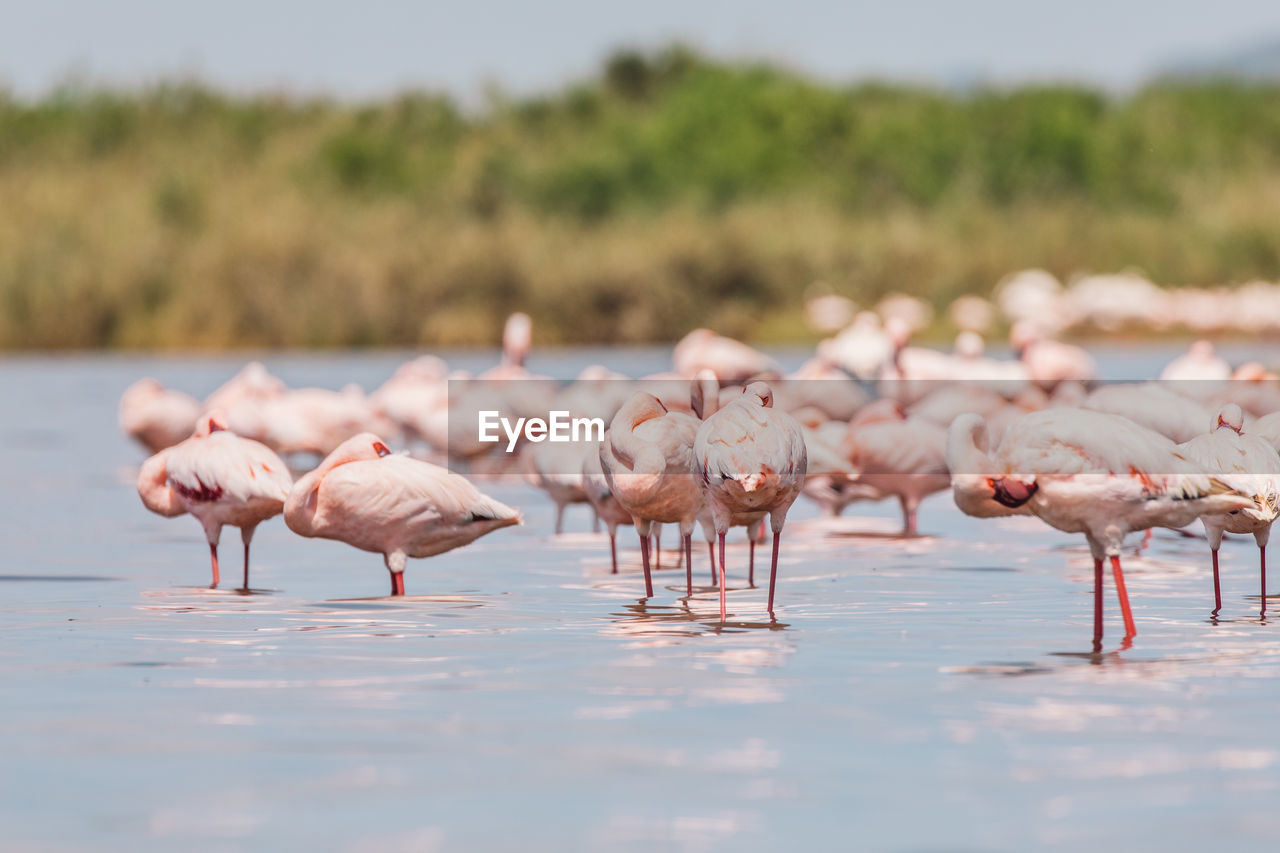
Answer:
top-left (2, 47), bottom-right (1279, 349)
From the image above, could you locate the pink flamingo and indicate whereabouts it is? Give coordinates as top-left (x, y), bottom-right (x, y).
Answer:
top-left (137, 413), bottom-right (292, 589)
top-left (581, 446), bottom-right (634, 574)
top-left (1178, 404), bottom-right (1280, 614)
top-left (1159, 340), bottom-right (1231, 382)
top-left (284, 433), bottom-right (521, 595)
top-left (672, 329), bottom-right (779, 384)
top-left (694, 382), bottom-right (808, 620)
top-left (1010, 322), bottom-right (1097, 389)
top-left (119, 378), bottom-right (201, 454)
top-left (599, 393), bottom-right (704, 598)
top-left (841, 401), bottom-right (950, 536)
top-left (1082, 382), bottom-right (1211, 443)
top-left (948, 409), bottom-right (1252, 642)
top-left (479, 313), bottom-right (535, 380)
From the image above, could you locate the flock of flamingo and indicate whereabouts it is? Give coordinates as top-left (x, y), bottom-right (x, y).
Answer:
top-left (122, 309), bottom-right (1280, 640)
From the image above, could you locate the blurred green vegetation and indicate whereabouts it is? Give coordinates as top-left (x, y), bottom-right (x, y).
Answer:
top-left (2, 46), bottom-right (1280, 349)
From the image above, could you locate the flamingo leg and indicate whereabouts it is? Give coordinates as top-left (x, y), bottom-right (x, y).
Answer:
top-left (654, 528), bottom-right (662, 571)
top-left (767, 530), bottom-right (781, 614)
top-left (209, 543), bottom-right (220, 589)
top-left (708, 542), bottom-right (717, 584)
top-left (749, 538), bottom-right (756, 588)
top-left (390, 572), bottom-right (405, 596)
top-left (1261, 545), bottom-right (1268, 617)
top-left (554, 503), bottom-right (565, 536)
top-left (1092, 557), bottom-right (1104, 645)
top-left (639, 534), bottom-right (654, 598)
top-left (242, 541), bottom-right (251, 591)
top-left (718, 531), bottom-right (727, 621)
top-left (1212, 549), bottom-right (1222, 615)
top-left (1110, 555), bottom-right (1137, 638)
top-left (684, 534), bottom-right (693, 596)
top-left (609, 533), bottom-right (618, 575)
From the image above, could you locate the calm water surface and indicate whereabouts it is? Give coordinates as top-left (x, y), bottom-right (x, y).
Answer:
top-left (4, 344), bottom-right (1280, 851)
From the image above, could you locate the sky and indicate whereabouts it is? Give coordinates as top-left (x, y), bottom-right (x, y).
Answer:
top-left (5, 0), bottom-right (1280, 99)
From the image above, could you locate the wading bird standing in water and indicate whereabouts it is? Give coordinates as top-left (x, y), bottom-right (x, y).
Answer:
top-left (137, 412), bottom-right (292, 589)
top-left (694, 382), bottom-right (807, 621)
top-left (1177, 404), bottom-right (1280, 615)
top-left (948, 409), bottom-right (1253, 643)
top-left (284, 433), bottom-right (521, 596)
top-left (600, 393), bottom-right (704, 598)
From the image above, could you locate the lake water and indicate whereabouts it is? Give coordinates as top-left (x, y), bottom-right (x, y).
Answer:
top-left (5, 344), bottom-right (1280, 851)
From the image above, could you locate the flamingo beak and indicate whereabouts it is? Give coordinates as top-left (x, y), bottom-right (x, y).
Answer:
top-left (373, 441), bottom-right (391, 457)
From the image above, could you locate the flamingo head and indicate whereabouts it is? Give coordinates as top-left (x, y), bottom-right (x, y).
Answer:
top-left (742, 381), bottom-right (774, 408)
top-left (502, 313), bottom-right (532, 367)
top-left (1214, 404), bottom-right (1244, 435)
top-left (194, 411), bottom-right (230, 437)
top-left (1009, 320), bottom-right (1042, 357)
top-left (954, 331), bottom-right (984, 359)
top-left (691, 369), bottom-right (720, 419)
top-left (618, 392), bottom-right (668, 429)
top-left (322, 432), bottom-right (397, 467)
top-left (1189, 339), bottom-right (1217, 360)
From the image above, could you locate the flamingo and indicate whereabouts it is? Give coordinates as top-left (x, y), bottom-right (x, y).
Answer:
top-left (257, 385), bottom-right (388, 458)
top-left (200, 362), bottom-right (288, 449)
top-left (1159, 340), bottom-right (1231, 382)
top-left (693, 382), bottom-right (808, 620)
top-left (369, 356), bottom-right (451, 450)
top-left (581, 445), bottom-right (634, 574)
top-left (526, 441), bottom-right (593, 535)
top-left (839, 400), bottom-right (950, 536)
top-left (284, 433), bottom-right (521, 595)
top-left (1082, 382), bottom-right (1212, 443)
top-left (137, 413), bottom-right (292, 589)
top-left (688, 371), bottom-right (777, 587)
top-left (818, 312), bottom-right (895, 379)
top-left (118, 378), bottom-right (201, 454)
top-left (948, 409), bottom-right (1252, 642)
top-left (479, 312), bottom-right (534, 380)
top-left (599, 392), bottom-right (704, 599)
top-left (1010, 322), bottom-right (1097, 389)
top-left (672, 329), bottom-right (779, 384)
top-left (1178, 404), bottom-right (1280, 614)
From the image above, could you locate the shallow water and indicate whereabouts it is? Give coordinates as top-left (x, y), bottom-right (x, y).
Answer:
top-left (5, 344), bottom-right (1280, 851)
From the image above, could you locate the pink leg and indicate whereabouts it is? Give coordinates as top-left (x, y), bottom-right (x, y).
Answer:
top-left (1093, 557), bottom-right (1103, 645)
top-left (390, 572), bottom-right (405, 596)
top-left (209, 543), bottom-right (220, 589)
top-left (1111, 555), bottom-right (1137, 638)
top-left (654, 529), bottom-right (661, 570)
top-left (1261, 545), bottom-right (1268, 617)
top-left (718, 531), bottom-right (727, 621)
top-left (242, 541), bottom-right (251, 590)
top-left (749, 539), bottom-right (756, 588)
top-left (639, 534), bottom-right (654, 598)
top-left (767, 530), bottom-right (781, 613)
top-left (684, 534), bottom-right (693, 596)
top-left (708, 542), bottom-right (716, 584)
top-left (609, 534), bottom-right (618, 575)
top-left (1212, 549), bottom-right (1222, 614)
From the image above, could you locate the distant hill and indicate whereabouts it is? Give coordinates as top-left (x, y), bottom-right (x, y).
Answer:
top-left (1158, 37), bottom-right (1280, 82)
